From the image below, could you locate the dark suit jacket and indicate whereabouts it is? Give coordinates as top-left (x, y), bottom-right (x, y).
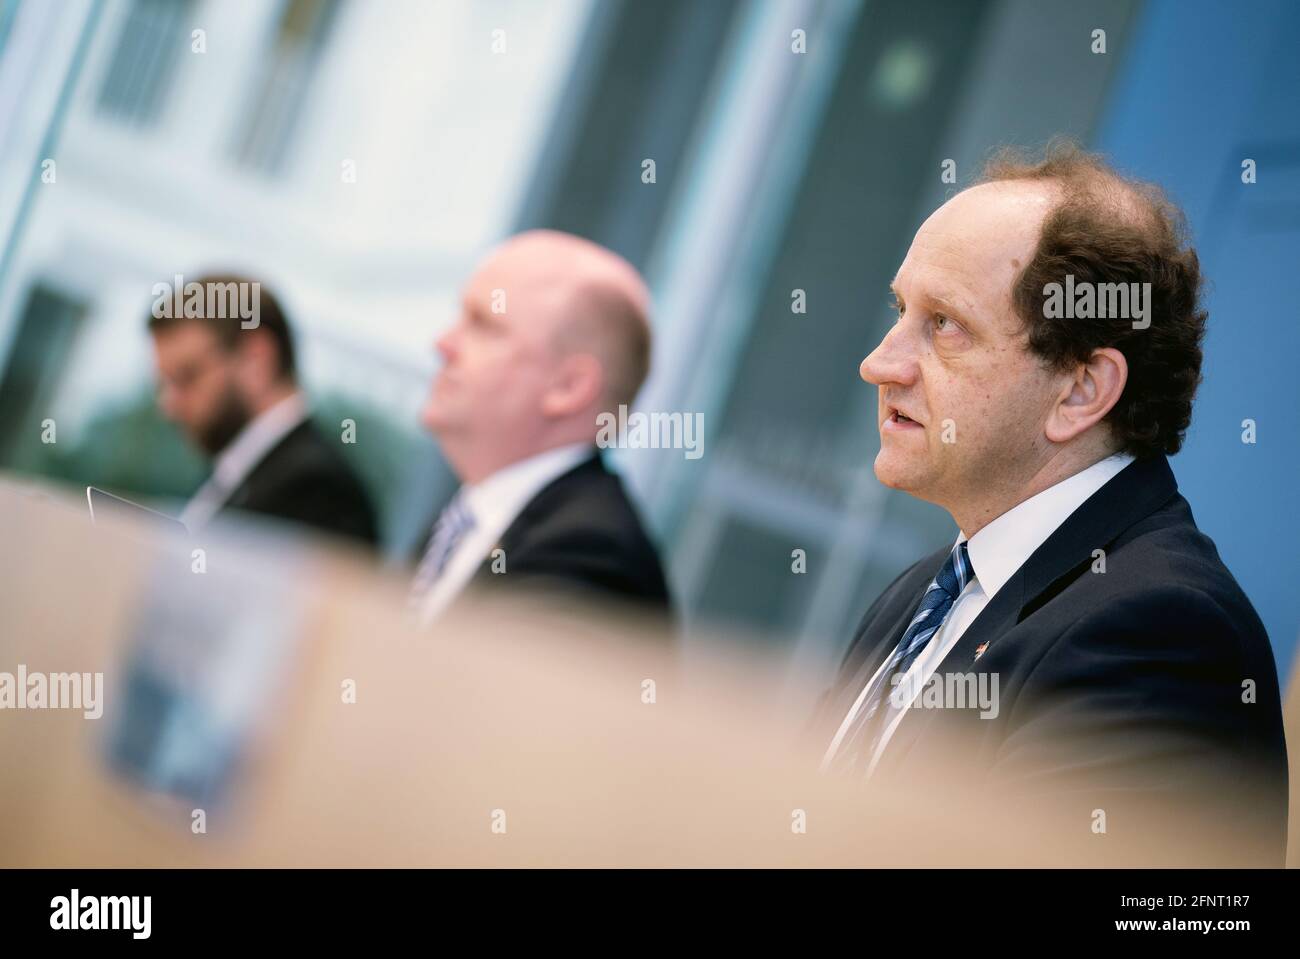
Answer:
top-left (814, 454), bottom-right (1288, 865)
top-left (450, 452), bottom-right (672, 621)
top-left (219, 419), bottom-right (378, 545)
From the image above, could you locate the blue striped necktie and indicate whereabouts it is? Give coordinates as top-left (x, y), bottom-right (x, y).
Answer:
top-left (408, 492), bottom-right (476, 611)
top-left (826, 540), bottom-right (973, 774)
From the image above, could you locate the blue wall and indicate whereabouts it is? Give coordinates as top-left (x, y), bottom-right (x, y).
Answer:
top-left (1096, 0), bottom-right (1300, 682)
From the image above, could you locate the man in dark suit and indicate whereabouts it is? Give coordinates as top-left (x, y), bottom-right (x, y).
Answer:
top-left (476, 454), bottom-right (670, 604)
top-left (148, 274), bottom-right (377, 545)
top-left (814, 144), bottom-right (1287, 864)
top-left (409, 231), bottom-right (671, 627)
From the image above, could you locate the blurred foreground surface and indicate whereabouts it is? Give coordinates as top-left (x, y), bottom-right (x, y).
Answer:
top-left (1, 475), bottom-right (1295, 867)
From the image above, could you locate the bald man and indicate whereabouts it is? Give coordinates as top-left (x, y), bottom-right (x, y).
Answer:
top-left (409, 230), bottom-right (672, 626)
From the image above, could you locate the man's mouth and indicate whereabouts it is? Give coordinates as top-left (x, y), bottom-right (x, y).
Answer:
top-left (883, 407), bottom-right (924, 431)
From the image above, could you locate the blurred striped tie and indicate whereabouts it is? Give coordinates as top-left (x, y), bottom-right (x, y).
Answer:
top-left (824, 540), bottom-right (973, 774)
top-left (408, 492), bottom-right (476, 611)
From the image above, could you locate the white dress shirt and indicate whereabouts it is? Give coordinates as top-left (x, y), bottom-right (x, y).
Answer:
top-left (414, 442), bottom-right (596, 626)
top-left (179, 391), bottom-right (310, 531)
top-left (835, 451), bottom-right (1137, 775)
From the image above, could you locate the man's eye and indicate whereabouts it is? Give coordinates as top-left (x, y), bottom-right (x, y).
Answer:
top-left (934, 314), bottom-right (951, 331)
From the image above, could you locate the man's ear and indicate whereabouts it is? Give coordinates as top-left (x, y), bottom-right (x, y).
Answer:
top-left (541, 352), bottom-right (605, 418)
top-left (234, 329), bottom-right (280, 389)
top-left (1044, 346), bottom-right (1128, 444)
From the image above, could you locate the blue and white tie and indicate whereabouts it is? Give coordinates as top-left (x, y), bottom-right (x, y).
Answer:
top-left (825, 540), bottom-right (973, 774)
top-left (408, 492), bottom-right (476, 611)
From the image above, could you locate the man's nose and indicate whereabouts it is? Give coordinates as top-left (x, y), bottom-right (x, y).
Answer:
top-left (435, 328), bottom-right (458, 362)
top-left (156, 382), bottom-right (180, 420)
top-left (860, 324), bottom-right (918, 387)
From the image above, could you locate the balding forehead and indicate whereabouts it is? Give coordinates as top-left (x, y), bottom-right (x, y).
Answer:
top-left (947, 180), bottom-right (1057, 230)
top-left (926, 184), bottom-right (1052, 264)
top-left (499, 231), bottom-right (645, 292)
top-left (476, 231), bottom-right (650, 327)
top-left (892, 181), bottom-right (1057, 334)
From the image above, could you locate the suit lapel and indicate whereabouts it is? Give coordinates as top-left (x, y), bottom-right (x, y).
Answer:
top-left (828, 549), bottom-right (946, 727)
top-left (1011, 454), bottom-right (1178, 618)
top-left (466, 453), bottom-right (603, 585)
top-left (221, 469), bottom-right (261, 511)
top-left (217, 420), bottom-right (311, 514)
top-left (838, 597), bottom-right (922, 712)
top-left (874, 455), bottom-right (1179, 773)
top-left (873, 569), bottom-right (1025, 774)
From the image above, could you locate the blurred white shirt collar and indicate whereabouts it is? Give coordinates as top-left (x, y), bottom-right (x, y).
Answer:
top-left (416, 442), bottom-right (595, 625)
top-left (962, 450), bottom-right (1136, 601)
top-left (211, 391), bottom-right (309, 491)
top-left (851, 449), bottom-right (1139, 776)
top-left (461, 442), bottom-right (595, 537)
top-left (181, 391), bottom-right (309, 530)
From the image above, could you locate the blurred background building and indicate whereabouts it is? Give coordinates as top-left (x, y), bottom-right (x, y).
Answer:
top-left (0, 0), bottom-right (1296, 692)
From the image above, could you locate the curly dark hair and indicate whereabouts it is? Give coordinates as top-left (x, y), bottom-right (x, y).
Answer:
top-left (978, 141), bottom-right (1207, 458)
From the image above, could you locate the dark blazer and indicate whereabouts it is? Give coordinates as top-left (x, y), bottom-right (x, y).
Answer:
top-left (219, 419), bottom-right (378, 545)
top-left (459, 452), bottom-right (673, 619)
top-left (814, 454), bottom-right (1288, 865)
